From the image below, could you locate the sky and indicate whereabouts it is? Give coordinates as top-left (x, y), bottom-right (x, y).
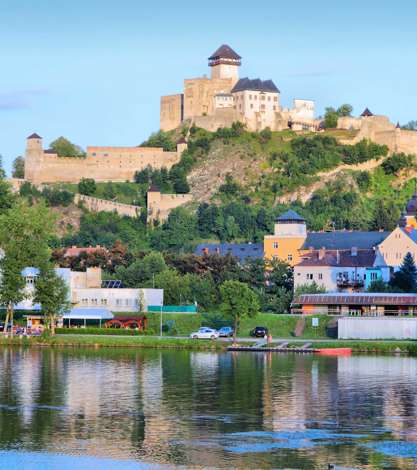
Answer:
top-left (1, 0), bottom-right (416, 174)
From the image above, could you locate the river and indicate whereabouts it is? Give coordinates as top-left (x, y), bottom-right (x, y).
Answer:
top-left (0, 347), bottom-right (416, 469)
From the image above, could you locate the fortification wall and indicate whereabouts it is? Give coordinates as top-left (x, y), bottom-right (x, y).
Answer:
top-left (74, 194), bottom-right (141, 218)
top-left (25, 147), bottom-right (181, 185)
top-left (160, 94), bottom-right (184, 131)
top-left (193, 108), bottom-right (236, 131)
top-left (147, 192), bottom-right (193, 222)
top-left (396, 130), bottom-right (417, 154)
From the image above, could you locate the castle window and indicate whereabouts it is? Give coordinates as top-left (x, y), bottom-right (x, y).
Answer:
top-left (273, 106), bottom-right (276, 111)
top-left (268, 96), bottom-right (271, 101)
top-left (92, 152), bottom-right (96, 156)
top-left (260, 104), bottom-right (265, 111)
top-left (250, 104), bottom-right (253, 109)
top-left (249, 95), bottom-right (252, 100)
top-left (288, 254), bottom-right (293, 261)
top-left (273, 242), bottom-right (278, 249)
top-left (274, 97), bottom-right (278, 102)
top-left (261, 95), bottom-right (265, 101)
top-left (254, 95), bottom-right (257, 100)
top-left (318, 273), bottom-right (323, 280)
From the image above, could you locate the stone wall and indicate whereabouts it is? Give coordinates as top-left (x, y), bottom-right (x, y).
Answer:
top-left (25, 140), bottom-right (182, 185)
top-left (193, 108), bottom-right (236, 131)
top-left (74, 194), bottom-right (141, 218)
top-left (160, 94), bottom-right (184, 131)
top-left (147, 190), bottom-right (193, 223)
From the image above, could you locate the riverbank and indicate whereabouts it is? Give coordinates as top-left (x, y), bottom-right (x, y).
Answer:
top-left (0, 334), bottom-right (416, 355)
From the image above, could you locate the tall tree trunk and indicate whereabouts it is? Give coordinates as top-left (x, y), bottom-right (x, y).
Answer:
top-left (3, 304), bottom-right (10, 337)
top-left (50, 314), bottom-right (56, 336)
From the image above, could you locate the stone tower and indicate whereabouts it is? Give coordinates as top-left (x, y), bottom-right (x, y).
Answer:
top-left (208, 44), bottom-right (241, 85)
top-left (24, 133), bottom-right (44, 183)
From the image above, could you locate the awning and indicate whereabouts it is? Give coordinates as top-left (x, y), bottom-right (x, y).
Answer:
top-left (63, 308), bottom-right (114, 321)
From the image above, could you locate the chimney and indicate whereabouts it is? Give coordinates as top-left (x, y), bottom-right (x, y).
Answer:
top-left (351, 246), bottom-right (358, 256)
top-left (318, 248), bottom-right (325, 260)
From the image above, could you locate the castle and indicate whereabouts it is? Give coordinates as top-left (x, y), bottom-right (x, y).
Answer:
top-left (24, 133), bottom-right (186, 185)
top-left (160, 44), bottom-right (317, 132)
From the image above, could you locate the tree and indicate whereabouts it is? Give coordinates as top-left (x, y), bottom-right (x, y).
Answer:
top-left (220, 280), bottom-right (260, 342)
top-left (115, 252), bottom-right (167, 287)
top-left (141, 131), bottom-right (176, 152)
top-left (0, 202), bottom-right (56, 335)
top-left (337, 104), bottom-right (353, 117)
top-left (49, 137), bottom-right (85, 157)
top-left (78, 178), bottom-right (97, 196)
top-left (367, 279), bottom-right (397, 293)
top-left (33, 266), bottom-right (70, 335)
top-left (153, 269), bottom-right (191, 305)
top-left (12, 156), bottom-right (25, 178)
top-left (294, 282), bottom-right (326, 298)
top-left (103, 182), bottom-right (116, 200)
top-left (323, 107), bottom-right (339, 129)
top-left (390, 252), bottom-right (417, 293)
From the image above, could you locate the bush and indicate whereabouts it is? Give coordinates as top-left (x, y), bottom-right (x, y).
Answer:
top-left (55, 327), bottom-right (155, 336)
top-left (78, 178), bottom-right (97, 196)
top-left (41, 187), bottom-right (74, 207)
top-left (382, 153), bottom-right (414, 175)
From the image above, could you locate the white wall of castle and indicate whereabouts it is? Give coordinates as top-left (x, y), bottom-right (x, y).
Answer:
top-left (24, 138), bottom-right (182, 185)
top-left (233, 89), bottom-right (280, 131)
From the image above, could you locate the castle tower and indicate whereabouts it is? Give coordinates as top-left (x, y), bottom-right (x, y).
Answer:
top-left (208, 44), bottom-right (241, 85)
top-left (176, 137), bottom-right (188, 155)
top-left (147, 184), bottom-right (162, 224)
top-left (25, 133), bottom-right (44, 183)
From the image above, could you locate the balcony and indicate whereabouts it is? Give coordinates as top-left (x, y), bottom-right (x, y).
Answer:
top-left (336, 274), bottom-right (364, 289)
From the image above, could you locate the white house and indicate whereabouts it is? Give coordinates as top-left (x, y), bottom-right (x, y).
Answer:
top-left (294, 248), bottom-right (391, 292)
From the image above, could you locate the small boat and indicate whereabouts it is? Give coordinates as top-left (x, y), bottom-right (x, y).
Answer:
top-left (315, 348), bottom-right (352, 356)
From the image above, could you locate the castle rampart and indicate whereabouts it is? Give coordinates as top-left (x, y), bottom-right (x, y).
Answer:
top-left (24, 135), bottom-right (183, 185)
top-left (74, 194), bottom-right (141, 218)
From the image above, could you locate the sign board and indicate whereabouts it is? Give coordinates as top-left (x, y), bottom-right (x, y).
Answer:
top-left (312, 317), bottom-right (319, 328)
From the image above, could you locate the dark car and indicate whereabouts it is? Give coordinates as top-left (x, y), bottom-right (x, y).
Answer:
top-left (250, 326), bottom-right (269, 338)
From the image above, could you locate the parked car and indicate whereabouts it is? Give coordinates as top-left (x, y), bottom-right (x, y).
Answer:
top-left (250, 326), bottom-right (269, 338)
top-left (218, 326), bottom-right (234, 337)
top-left (190, 327), bottom-right (219, 340)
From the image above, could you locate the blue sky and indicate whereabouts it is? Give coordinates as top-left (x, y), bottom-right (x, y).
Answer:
top-left (1, 0), bottom-right (416, 174)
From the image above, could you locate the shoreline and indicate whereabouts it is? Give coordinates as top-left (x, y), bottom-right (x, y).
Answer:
top-left (0, 334), bottom-right (416, 355)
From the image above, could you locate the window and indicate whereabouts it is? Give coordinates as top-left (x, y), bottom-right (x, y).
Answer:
top-left (371, 272), bottom-right (378, 280)
top-left (101, 299), bottom-right (107, 305)
top-left (260, 104), bottom-right (265, 110)
top-left (318, 273), bottom-right (323, 280)
top-left (306, 273), bottom-right (313, 280)
top-left (274, 97), bottom-right (278, 102)
top-left (288, 254), bottom-right (293, 261)
top-left (250, 104), bottom-right (253, 109)
top-left (91, 298), bottom-right (98, 305)
top-left (267, 96), bottom-right (271, 101)
top-left (116, 299), bottom-right (122, 306)
top-left (261, 95), bottom-right (265, 101)
top-left (273, 106), bottom-right (276, 111)
top-left (254, 95), bottom-right (257, 100)
top-left (249, 94), bottom-right (252, 100)
top-left (82, 298), bottom-right (88, 305)
top-left (273, 242), bottom-right (279, 249)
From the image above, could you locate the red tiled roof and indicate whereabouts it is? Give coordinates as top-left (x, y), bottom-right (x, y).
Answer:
top-left (64, 245), bottom-right (107, 257)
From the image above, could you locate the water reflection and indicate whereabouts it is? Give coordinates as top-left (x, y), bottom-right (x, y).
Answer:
top-left (0, 348), bottom-right (416, 469)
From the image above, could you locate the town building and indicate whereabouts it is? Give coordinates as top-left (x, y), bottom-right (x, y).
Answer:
top-left (160, 44), bottom-right (317, 132)
top-left (194, 243), bottom-right (263, 264)
top-left (263, 209), bottom-right (389, 267)
top-left (16, 266), bottom-right (163, 313)
top-left (294, 248), bottom-right (390, 292)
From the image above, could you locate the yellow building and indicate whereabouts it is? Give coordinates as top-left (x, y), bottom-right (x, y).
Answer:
top-left (264, 210), bottom-right (307, 266)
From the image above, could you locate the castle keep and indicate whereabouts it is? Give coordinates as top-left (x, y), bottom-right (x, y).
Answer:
top-left (160, 44), bottom-right (317, 132)
top-left (24, 133), bottom-right (185, 185)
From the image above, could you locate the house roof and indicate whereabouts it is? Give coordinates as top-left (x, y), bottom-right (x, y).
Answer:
top-left (194, 243), bottom-right (263, 263)
top-left (401, 227), bottom-right (417, 244)
top-left (64, 307), bottom-right (114, 320)
top-left (276, 210), bottom-right (305, 223)
top-left (301, 231), bottom-right (389, 250)
top-left (232, 78), bottom-right (280, 94)
top-left (27, 132), bottom-right (42, 139)
top-left (208, 44), bottom-right (241, 61)
top-left (296, 249), bottom-right (376, 268)
top-left (293, 293), bottom-right (417, 307)
top-left (361, 108), bottom-right (374, 117)
top-left (64, 245), bottom-right (107, 257)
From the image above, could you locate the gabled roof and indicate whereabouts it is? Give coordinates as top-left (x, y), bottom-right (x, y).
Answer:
top-left (293, 293), bottom-right (417, 306)
top-left (232, 77), bottom-right (280, 94)
top-left (401, 227), bottom-right (417, 244)
top-left (27, 132), bottom-right (42, 139)
top-left (301, 231), bottom-right (389, 250)
top-left (194, 243), bottom-right (263, 263)
top-left (208, 44), bottom-right (241, 61)
top-left (296, 249), bottom-right (376, 268)
top-left (276, 210), bottom-right (305, 223)
top-left (361, 108), bottom-right (373, 117)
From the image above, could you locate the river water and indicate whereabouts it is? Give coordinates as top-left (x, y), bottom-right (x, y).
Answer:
top-left (0, 347), bottom-right (416, 469)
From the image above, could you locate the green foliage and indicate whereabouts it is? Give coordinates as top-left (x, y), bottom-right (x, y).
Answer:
top-left (33, 266), bottom-right (70, 333)
top-left (367, 279), bottom-right (397, 293)
top-left (12, 156), bottom-right (25, 178)
top-left (390, 252), bottom-right (417, 292)
top-left (41, 187), bottom-right (74, 207)
top-left (381, 153), bottom-right (415, 175)
top-left (49, 136), bottom-right (85, 157)
top-left (150, 207), bottom-right (198, 251)
top-left (78, 178), bottom-right (97, 196)
top-left (220, 280), bottom-right (260, 339)
top-left (323, 103), bottom-right (353, 128)
top-left (115, 252), bottom-right (167, 287)
top-left (141, 130), bottom-right (177, 152)
top-left (294, 282), bottom-right (326, 297)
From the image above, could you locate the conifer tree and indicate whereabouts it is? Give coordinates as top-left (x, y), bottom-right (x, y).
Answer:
top-left (390, 252), bottom-right (417, 292)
